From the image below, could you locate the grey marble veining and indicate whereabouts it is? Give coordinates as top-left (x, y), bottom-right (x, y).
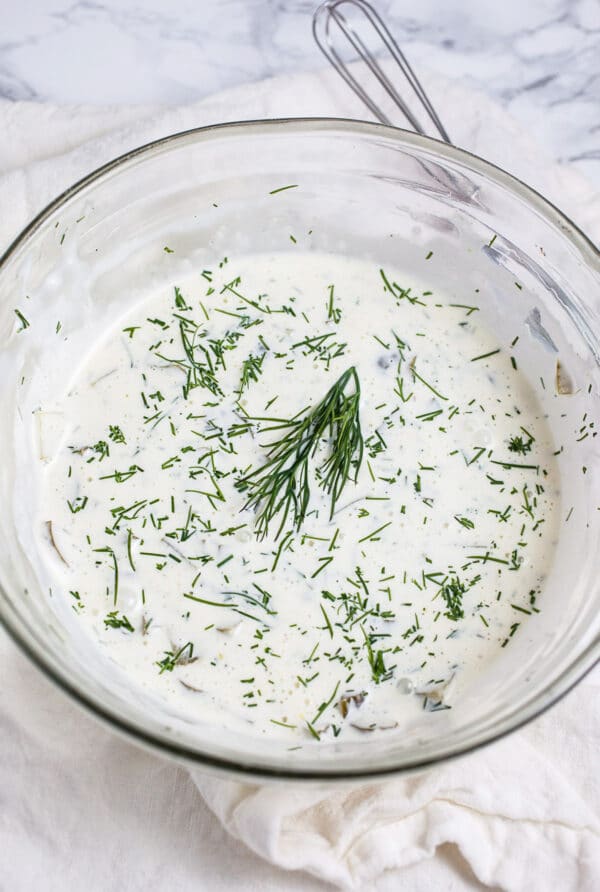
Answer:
top-left (1, 0), bottom-right (599, 185)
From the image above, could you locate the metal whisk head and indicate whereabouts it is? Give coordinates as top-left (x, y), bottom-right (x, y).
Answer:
top-left (312, 0), bottom-right (451, 144)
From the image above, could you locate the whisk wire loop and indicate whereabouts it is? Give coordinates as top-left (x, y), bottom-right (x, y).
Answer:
top-left (312, 0), bottom-right (451, 144)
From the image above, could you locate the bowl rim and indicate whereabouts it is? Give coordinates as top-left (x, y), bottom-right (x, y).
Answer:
top-left (0, 116), bottom-right (598, 782)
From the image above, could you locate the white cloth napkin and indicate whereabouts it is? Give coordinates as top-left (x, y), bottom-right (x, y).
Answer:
top-left (1, 63), bottom-right (599, 892)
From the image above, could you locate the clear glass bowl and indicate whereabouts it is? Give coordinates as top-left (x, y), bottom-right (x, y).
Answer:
top-left (0, 119), bottom-right (598, 781)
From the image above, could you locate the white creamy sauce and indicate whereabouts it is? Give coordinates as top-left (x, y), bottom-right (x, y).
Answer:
top-left (38, 252), bottom-right (560, 742)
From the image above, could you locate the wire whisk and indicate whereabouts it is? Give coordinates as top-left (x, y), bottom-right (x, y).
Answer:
top-left (312, 0), bottom-right (451, 144)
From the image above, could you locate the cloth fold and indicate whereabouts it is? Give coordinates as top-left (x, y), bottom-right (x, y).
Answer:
top-left (196, 699), bottom-right (600, 890)
top-left (0, 61), bottom-right (598, 892)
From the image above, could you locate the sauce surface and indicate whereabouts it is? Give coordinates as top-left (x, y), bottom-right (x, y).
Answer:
top-left (39, 252), bottom-right (560, 741)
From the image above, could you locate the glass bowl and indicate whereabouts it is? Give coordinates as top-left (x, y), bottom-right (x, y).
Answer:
top-left (0, 119), bottom-right (598, 781)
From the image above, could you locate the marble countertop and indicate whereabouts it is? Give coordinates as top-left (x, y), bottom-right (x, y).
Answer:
top-left (2, 0), bottom-right (598, 187)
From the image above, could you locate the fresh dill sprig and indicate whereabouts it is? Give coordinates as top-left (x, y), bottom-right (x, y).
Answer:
top-left (236, 366), bottom-right (363, 539)
top-left (99, 464), bottom-right (144, 483)
top-left (440, 576), bottom-right (467, 621)
top-left (109, 425), bottom-right (126, 444)
top-left (104, 611), bottom-right (134, 632)
top-left (291, 332), bottom-right (347, 369)
top-left (156, 317), bottom-right (223, 399)
top-left (327, 285), bottom-right (341, 324)
top-left (14, 309), bottom-right (30, 332)
top-left (156, 641), bottom-right (195, 674)
top-left (508, 431), bottom-right (534, 454)
top-left (93, 440), bottom-right (110, 461)
top-left (67, 495), bottom-right (88, 514)
top-left (238, 352), bottom-right (265, 393)
top-left (361, 625), bottom-right (388, 683)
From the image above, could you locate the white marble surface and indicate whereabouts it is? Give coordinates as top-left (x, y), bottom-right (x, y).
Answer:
top-left (2, 0), bottom-right (599, 186)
